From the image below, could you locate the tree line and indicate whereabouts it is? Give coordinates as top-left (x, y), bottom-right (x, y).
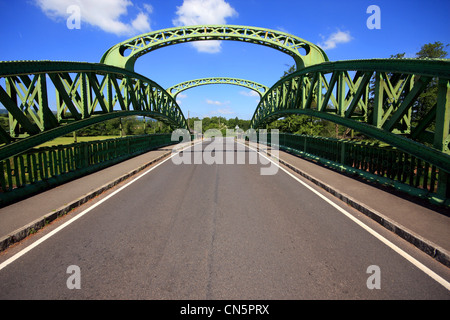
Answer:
top-left (0, 114), bottom-right (251, 137)
top-left (187, 116), bottom-right (251, 135)
top-left (73, 116), bottom-right (252, 136)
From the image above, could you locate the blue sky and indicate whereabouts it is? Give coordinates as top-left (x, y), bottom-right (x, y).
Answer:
top-left (0, 0), bottom-right (449, 120)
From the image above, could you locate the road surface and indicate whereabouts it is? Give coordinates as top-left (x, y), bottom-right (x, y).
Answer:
top-left (0, 138), bottom-right (449, 299)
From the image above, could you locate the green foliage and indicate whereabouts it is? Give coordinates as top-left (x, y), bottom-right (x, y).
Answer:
top-left (72, 116), bottom-right (173, 137)
top-left (188, 116), bottom-right (251, 134)
top-left (267, 114), bottom-right (344, 138)
top-left (0, 110), bottom-right (250, 138)
top-left (0, 114), bottom-right (8, 132)
top-left (413, 42), bottom-right (448, 123)
top-left (416, 41), bottom-right (449, 59)
top-left (282, 64), bottom-right (296, 78)
top-left (68, 115), bottom-right (252, 137)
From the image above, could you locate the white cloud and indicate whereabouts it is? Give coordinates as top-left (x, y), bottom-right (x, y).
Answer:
top-left (143, 3), bottom-right (153, 14)
top-left (207, 106), bottom-right (234, 117)
top-left (131, 12), bottom-right (151, 33)
top-left (216, 107), bottom-right (234, 115)
top-left (176, 93), bottom-right (187, 105)
top-left (319, 30), bottom-right (353, 50)
top-left (240, 90), bottom-right (260, 98)
top-left (206, 99), bottom-right (229, 106)
top-left (172, 0), bottom-right (238, 53)
top-left (193, 40), bottom-right (223, 54)
top-left (35, 0), bottom-right (152, 36)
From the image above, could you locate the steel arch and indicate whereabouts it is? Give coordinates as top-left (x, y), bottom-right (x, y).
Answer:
top-left (167, 77), bottom-right (269, 99)
top-left (0, 61), bottom-right (188, 161)
top-left (100, 25), bottom-right (329, 72)
top-left (251, 59), bottom-right (450, 172)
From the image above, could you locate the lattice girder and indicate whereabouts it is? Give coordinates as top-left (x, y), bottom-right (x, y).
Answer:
top-left (101, 25), bottom-right (329, 71)
top-left (251, 59), bottom-right (450, 172)
top-left (0, 61), bottom-right (187, 161)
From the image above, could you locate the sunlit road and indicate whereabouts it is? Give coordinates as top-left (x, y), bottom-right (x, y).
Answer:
top-left (0, 138), bottom-right (449, 299)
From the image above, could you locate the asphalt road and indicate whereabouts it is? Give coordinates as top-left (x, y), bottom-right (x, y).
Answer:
top-left (0, 138), bottom-right (449, 299)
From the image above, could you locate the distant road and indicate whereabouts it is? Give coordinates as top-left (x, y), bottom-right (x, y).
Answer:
top-left (0, 138), bottom-right (449, 299)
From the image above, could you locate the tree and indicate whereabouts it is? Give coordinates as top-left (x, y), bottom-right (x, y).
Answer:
top-left (273, 65), bottom-right (346, 138)
top-left (416, 41), bottom-right (449, 59)
top-left (367, 42), bottom-right (448, 127)
top-left (413, 42), bottom-right (448, 122)
top-left (282, 64), bottom-right (296, 78)
top-left (368, 52), bottom-right (406, 106)
top-left (105, 118), bottom-right (121, 135)
top-left (0, 114), bottom-right (9, 133)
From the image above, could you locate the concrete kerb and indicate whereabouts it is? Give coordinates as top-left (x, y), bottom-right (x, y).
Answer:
top-left (261, 146), bottom-right (450, 268)
top-left (0, 142), bottom-right (190, 253)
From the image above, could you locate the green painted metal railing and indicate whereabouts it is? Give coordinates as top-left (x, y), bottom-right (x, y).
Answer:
top-left (0, 134), bottom-right (176, 206)
top-left (260, 132), bottom-right (449, 206)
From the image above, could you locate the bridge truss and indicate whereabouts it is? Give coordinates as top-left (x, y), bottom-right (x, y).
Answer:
top-left (0, 61), bottom-right (187, 161)
top-left (167, 77), bottom-right (269, 99)
top-left (0, 25), bottom-right (449, 201)
top-left (100, 25), bottom-right (329, 71)
top-left (251, 59), bottom-right (450, 173)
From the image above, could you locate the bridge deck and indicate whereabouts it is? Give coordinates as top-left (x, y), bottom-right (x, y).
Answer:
top-left (1, 139), bottom-right (448, 266)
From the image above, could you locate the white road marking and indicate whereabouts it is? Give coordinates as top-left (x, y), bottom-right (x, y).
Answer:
top-left (243, 141), bottom-right (450, 291)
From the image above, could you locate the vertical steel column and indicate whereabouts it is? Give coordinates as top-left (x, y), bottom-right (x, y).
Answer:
top-left (435, 79), bottom-right (450, 198)
top-left (372, 72), bottom-right (383, 128)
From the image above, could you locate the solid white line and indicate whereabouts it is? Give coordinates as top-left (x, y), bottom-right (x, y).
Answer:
top-left (242, 141), bottom-right (450, 291)
top-left (0, 142), bottom-right (200, 272)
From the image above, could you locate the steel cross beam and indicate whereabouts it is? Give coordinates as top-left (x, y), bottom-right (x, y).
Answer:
top-left (167, 77), bottom-right (269, 99)
top-left (251, 58), bottom-right (450, 172)
top-left (100, 25), bottom-right (329, 72)
top-left (0, 61), bottom-right (188, 161)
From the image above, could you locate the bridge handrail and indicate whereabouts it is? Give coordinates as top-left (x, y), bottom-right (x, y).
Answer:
top-left (0, 134), bottom-right (176, 207)
top-left (263, 132), bottom-right (448, 205)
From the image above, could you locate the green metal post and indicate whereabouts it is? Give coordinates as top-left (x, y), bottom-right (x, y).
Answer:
top-left (435, 79), bottom-right (450, 199)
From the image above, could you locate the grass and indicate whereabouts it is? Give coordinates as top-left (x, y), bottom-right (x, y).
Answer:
top-left (37, 136), bottom-right (122, 148)
top-left (1, 134), bottom-right (165, 191)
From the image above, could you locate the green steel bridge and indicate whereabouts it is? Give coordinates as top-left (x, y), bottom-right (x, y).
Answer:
top-left (167, 77), bottom-right (269, 99)
top-left (0, 25), bottom-right (449, 205)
